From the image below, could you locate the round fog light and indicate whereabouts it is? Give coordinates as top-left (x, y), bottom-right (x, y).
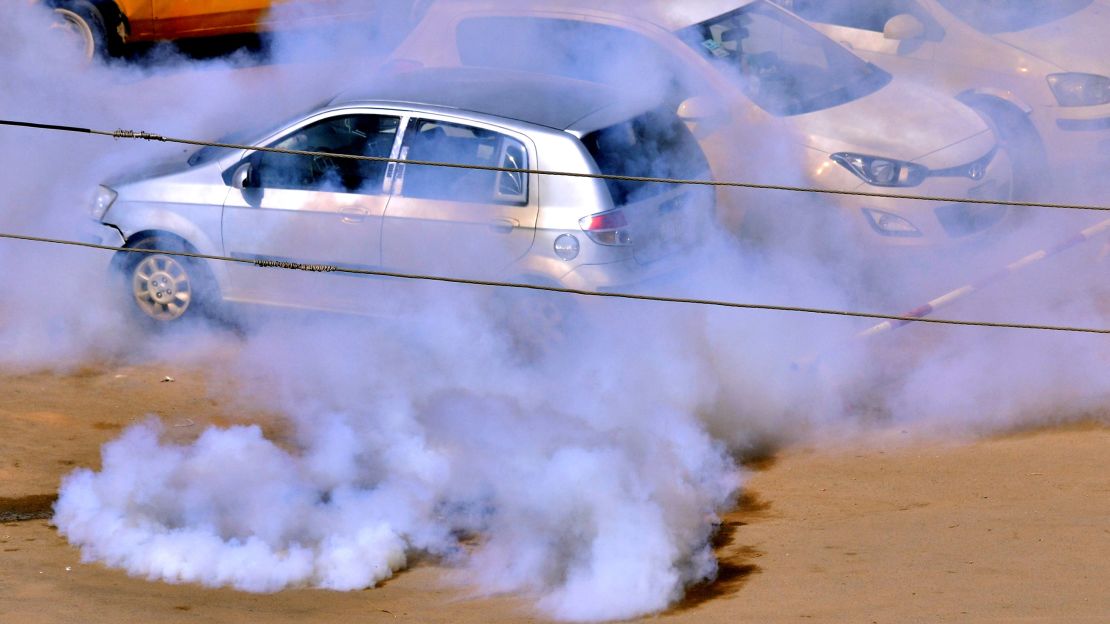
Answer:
top-left (554, 234), bottom-right (580, 260)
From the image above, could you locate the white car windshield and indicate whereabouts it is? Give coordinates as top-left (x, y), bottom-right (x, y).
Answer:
top-left (936, 0), bottom-right (1093, 34)
top-left (677, 1), bottom-right (890, 116)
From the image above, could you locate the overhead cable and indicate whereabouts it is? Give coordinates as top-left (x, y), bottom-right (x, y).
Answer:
top-left (0, 231), bottom-right (1106, 336)
top-left (2, 118), bottom-right (1110, 214)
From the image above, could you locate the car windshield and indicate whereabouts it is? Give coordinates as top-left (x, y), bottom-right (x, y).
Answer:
top-left (935, 0), bottom-right (1093, 34)
top-left (676, 1), bottom-right (891, 116)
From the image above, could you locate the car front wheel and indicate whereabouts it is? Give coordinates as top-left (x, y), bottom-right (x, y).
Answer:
top-left (113, 236), bottom-right (217, 327)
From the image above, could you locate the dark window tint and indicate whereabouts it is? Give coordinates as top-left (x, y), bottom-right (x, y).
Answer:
top-left (401, 119), bottom-right (528, 205)
top-left (581, 109), bottom-right (710, 206)
top-left (678, 2), bottom-right (892, 116)
top-left (456, 17), bottom-right (672, 85)
top-left (256, 114), bottom-right (400, 194)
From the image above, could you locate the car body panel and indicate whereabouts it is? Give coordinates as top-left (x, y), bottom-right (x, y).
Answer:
top-left (380, 111), bottom-right (541, 279)
top-left (219, 107), bottom-right (404, 304)
top-left (792, 80), bottom-right (993, 161)
top-left (69, 0), bottom-right (420, 42)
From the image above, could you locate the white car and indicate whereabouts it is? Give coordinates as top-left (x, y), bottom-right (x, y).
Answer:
top-left (773, 0), bottom-right (1110, 197)
top-left (390, 0), bottom-right (1021, 252)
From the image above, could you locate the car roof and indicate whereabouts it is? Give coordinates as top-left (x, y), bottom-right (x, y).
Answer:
top-left (332, 67), bottom-right (660, 133)
top-left (420, 0), bottom-right (754, 31)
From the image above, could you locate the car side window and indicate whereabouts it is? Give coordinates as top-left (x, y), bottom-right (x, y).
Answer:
top-left (401, 119), bottom-right (528, 205)
top-left (255, 114), bottom-right (400, 194)
top-left (775, 0), bottom-right (943, 40)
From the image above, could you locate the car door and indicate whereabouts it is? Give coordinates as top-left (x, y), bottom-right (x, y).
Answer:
top-left (774, 0), bottom-right (943, 72)
top-left (222, 110), bottom-right (403, 311)
top-left (381, 116), bottom-right (537, 280)
top-left (152, 0), bottom-right (269, 38)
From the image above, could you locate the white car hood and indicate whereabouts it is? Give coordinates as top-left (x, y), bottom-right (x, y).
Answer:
top-left (790, 78), bottom-right (991, 162)
top-left (992, 1), bottom-right (1110, 75)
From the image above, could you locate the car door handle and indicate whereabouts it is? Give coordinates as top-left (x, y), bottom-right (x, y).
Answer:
top-left (490, 218), bottom-right (519, 233)
top-left (340, 207), bottom-right (366, 224)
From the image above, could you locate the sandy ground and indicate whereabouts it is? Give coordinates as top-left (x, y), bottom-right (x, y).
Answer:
top-left (1, 362), bottom-right (1107, 623)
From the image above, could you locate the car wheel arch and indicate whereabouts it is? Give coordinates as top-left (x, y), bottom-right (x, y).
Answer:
top-left (123, 229), bottom-right (195, 252)
top-left (955, 88), bottom-right (1033, 116)
top-left (115, 229), bottom-right (230, 293)
top-left (110, 231), bottom-right (228, 327)
top-left (956, 91), bottom-right (1048, 198)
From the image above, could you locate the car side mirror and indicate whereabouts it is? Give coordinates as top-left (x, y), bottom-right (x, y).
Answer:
top-left (232, 159), bottom-right (262, 190)
top-left (677, 96), bottom-right (729, 138)
top-left (230, 157), bottom-right (264, 207)
top-left (883, 14), bottom-right (926, 41)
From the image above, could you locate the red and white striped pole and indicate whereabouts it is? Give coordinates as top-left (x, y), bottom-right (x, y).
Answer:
top-left (857, 217), bottom-right (1110, 341)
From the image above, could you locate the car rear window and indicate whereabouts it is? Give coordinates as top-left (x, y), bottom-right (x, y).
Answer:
top-left (581, 109), bottom-right (710, 206)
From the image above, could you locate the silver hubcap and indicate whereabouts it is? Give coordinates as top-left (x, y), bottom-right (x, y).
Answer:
top-left (51, 9), bottom-right (96, 60)
top-left (132, 255), bottom-right (193, 321)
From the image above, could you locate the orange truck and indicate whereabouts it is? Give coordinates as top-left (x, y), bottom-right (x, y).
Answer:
top-left (43, 0), bottom-right (427, 59)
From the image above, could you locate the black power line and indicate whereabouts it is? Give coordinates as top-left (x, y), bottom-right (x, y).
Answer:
top-left (0, 231), bottom-right (1106, 336)
top-left (3, 118), bottom-right (1110, 213)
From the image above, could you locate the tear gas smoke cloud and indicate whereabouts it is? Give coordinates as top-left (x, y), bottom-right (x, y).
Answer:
top-left (56, 303), bottom-right (744, 620)
top-left (0, 1), bottom-right (1107, 621)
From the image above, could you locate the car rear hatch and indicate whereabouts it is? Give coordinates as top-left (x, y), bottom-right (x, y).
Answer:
top-left (580, 107), bottom-right (715, 265)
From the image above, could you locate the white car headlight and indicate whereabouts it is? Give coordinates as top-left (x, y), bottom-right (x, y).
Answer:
top-left (831, 153), bottom-right (928, 187)
top-left (1047, 73), bottom-right (1110, 107)
top-left (92, 185), bottom-right (117, 220)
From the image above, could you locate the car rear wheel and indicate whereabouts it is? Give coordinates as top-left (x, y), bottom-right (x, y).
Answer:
top-left (113, 235), bottom-right (218, 327)
top-left (50, 2), bottom-right (117, 61)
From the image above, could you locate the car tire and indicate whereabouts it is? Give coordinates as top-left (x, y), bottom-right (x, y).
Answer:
top-left (111, 235), bottom-right (219, 329)
top-left (51, 2), bottom-right (119, 61)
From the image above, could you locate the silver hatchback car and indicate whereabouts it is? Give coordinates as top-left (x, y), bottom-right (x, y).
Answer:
top-left (87, 68), bottom-right (713, 326)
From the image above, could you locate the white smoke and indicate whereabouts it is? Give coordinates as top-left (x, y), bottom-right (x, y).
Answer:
top-left (0, 0), bottom-right (1107, 621)
top-left (56, 300), bottom-right (743, 620)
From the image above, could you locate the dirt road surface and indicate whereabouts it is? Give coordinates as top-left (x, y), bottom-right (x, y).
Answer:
top-left (1, 363), bottom-right (1107, 623)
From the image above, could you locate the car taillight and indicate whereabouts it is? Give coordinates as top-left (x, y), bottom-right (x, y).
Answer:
top-left (579, 209), bottom-right (632, 246)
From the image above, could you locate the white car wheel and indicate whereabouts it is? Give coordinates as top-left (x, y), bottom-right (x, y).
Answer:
top-left (131, 254), bottom-right (195, 322)
top-left (114, 235), bottom-right (218, 327)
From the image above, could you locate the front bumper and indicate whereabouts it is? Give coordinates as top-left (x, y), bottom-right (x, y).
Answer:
top-left (832, 147), bottom-right (1019, 250)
